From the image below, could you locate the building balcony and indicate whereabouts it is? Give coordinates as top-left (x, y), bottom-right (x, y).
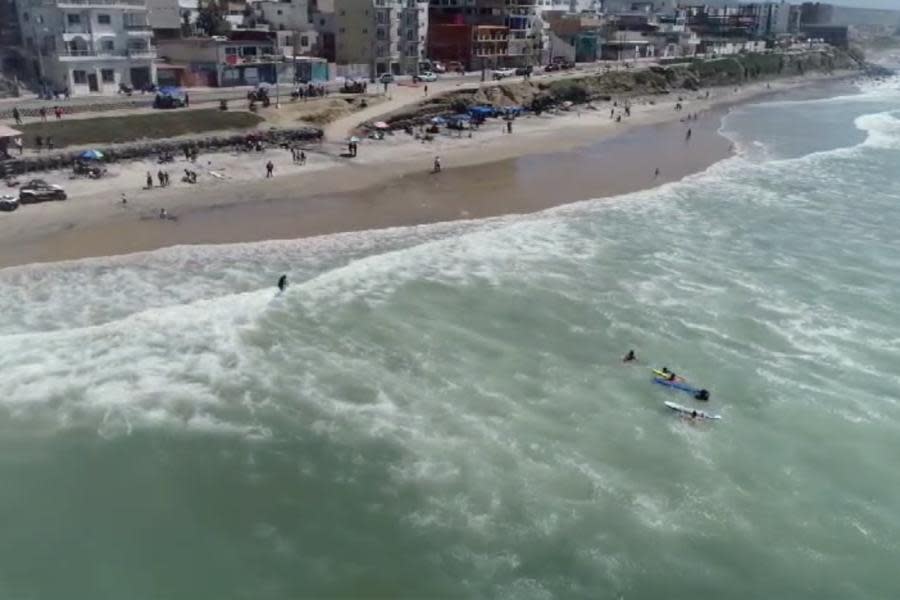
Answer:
top-left (57, 47), bottom-right (157, 60)
top-left (51, 0), bottom-right (147, 10)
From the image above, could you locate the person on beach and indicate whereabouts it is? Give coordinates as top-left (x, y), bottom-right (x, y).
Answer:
top-left (12, 107), bottom-right (21, 125)
top-left (159, 208), bottom-right (168, 219)
top-left (266, 160), bottom-right (274, 178)
top-left (623, 350), bottom-right (636, 362)
top-left (35, 135), bottom-right (42, 152)
top-left (424, 84), bottom-right (429, 96)
top-left (46, 136), bottom-right (53, 150)
top-left (121, 193), bottom-right (127, 205)
top-left (433, 155), bottom-right (441, 173)
top-left (506, 120), bottom-right (513, 134)
top-left (654, 167), bottom-right (660, 178)
top-left (157, 170), bottom-right (165, 187)
top-left (14, 137), bottom-right (23, 155)
top-left (54, 106), bottom-right (62, 120)
top-left (277, 274), bottom-right (287, 292)
top-left (610, 108), bottom-right (614, 119)
top-left (300, 150), bottom-right (306, 165)
top-left (39, 107), bottom-right (47, 122)
top-left (685, 128), bottom-right (692, 141)
top-left (146, 172), bottom-right (153, 188)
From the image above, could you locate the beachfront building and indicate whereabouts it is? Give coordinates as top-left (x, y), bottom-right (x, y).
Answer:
top-left (428, 0), bottom-right (542, 71)
top-left (14, 0), bottom-right (157, 95)
top-left (156, 29), bottom-right (282, 86)
top-left (332, 0), bottom-right (428, 79)
top-left (544, 12), bottom-right (605, 62)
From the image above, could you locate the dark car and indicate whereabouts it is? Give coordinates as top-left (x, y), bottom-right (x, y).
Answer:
top-left (19, 179), bottom-right (67, 204)
top-left (515, 66), bottom-right (533, 76)
top-left (0, 195), bottom-right (19, 212)
top-left (544, 63), bottom-right (561, 72)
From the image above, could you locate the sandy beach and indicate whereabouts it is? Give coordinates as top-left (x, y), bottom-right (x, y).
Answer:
top-left (0, 71), bottom-right (856, 268)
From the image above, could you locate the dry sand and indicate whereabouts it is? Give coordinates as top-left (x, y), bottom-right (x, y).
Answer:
top-left (0, 72), bottom-right (854, 268)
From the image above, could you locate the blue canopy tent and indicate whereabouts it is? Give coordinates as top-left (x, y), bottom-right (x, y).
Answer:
top-left (468, 106), bottom-right (495, 119)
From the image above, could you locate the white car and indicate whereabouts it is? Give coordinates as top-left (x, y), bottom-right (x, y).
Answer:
top-left (492, 68), bottom-right (517, 80)
top-left (414, 71), bottom-right (438, 83)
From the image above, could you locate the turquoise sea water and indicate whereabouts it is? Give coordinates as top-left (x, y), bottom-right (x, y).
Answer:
top-left (1, 78), bottom-right (899, 599)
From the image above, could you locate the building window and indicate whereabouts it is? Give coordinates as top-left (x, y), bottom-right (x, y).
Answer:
top-left (72, 70), bottom-right (87, 84)
top-left (339, 27), bottom-right (345, 33)
top-left (98, 14), bottom-right (111, 24)
top-left (362, 28), bottom-right (368, 34)
top-left (300, 36), bottom-right (308, 46)
top-left (277, 9), bottom-right (282, 15)
top-left (22, 11), bottom-right (29, 21)
top-left (225, 47), bottom-right (238, 55)
top-left (67, 14), bottom-right (80, 25)
top-left (408, 43), bottom-right (416, 54)
top-left (320, 18), bottom-right (325, 26)
top-left (339, 9), bottom-right (345, 15)
top-left (101, 39), bottom-right (114, 51)
top-left (101, 69), bottom-right (115, 82)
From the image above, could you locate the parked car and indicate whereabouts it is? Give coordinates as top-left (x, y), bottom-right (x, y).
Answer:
top-left (544, 63), bottom-right (561, 72)
top-left (378, 73), bottom-right (395, 84)
top-left (413, 71), bottom-right (438, 83)
top-left (18, 180), bottom-right (67, 204)
top-left (0, 195), bottom-right (19, 212)
top-left (153, 87), bottom-right (187, 109)
top-left (515, 65), bottom-right (533, 76)
top-left (492, 68), bottom-right (517, 80)
top-left (431, 61), bottom-right (446, 73)
top-left (447, 61), bottom-right (465, 74)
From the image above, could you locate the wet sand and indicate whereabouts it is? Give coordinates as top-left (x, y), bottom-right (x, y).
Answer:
top-left (0, 73), bottom-right (857, 268)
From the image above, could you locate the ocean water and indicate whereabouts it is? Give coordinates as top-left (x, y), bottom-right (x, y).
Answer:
top-left (2, 78), bottom-right (900, 600)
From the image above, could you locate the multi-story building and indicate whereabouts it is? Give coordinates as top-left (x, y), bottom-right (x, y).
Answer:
top-left (334, 0), bottom-right (427, 78)
top-left (16, 0), bottom-right (156, 95)
top-left (1, 0), bottom-right (22, 47)
top-left (428, 0), bottom-right (542, 70)
top-left (156, 30), bottom-right (281, 86)
top-left (745, 2), bottom-right (792, 37)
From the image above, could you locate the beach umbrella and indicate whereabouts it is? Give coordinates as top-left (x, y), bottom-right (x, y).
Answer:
top-left (430, 116), bottom-right (447, 125)
top-left (349, 136), bottom-right (360, 143)
top-left (373, 121), bottom-right (389, 129)
top-left (79, 149), bottom-right (104, 160)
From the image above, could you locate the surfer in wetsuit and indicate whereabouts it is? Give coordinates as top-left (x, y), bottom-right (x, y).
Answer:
top-left (694, 389), bottom-right (710, 401)
top-left (277, 274), bottom-right (287, 292)
top-left (623, 350), bottom-right (636, 362)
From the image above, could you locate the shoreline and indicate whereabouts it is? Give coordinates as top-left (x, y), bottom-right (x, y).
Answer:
top-left (0, 72), bottom-right (859, 269)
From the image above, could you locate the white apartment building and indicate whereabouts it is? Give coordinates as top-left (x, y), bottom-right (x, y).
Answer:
top-left (334, 0), bottom-right (427, 78)
top-left (17, 0), bottom-right (156, 95)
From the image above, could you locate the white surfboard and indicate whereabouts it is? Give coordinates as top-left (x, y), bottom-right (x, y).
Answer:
top-left (665, 400), bottom-right (721, 421)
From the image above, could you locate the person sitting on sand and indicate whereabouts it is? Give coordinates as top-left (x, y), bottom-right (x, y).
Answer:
top-left (623, 350), bottom-right (636, 362)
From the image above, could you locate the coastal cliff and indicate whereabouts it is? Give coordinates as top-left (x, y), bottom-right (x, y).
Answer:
top-left (382, 48), bottom-right (863, 127)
